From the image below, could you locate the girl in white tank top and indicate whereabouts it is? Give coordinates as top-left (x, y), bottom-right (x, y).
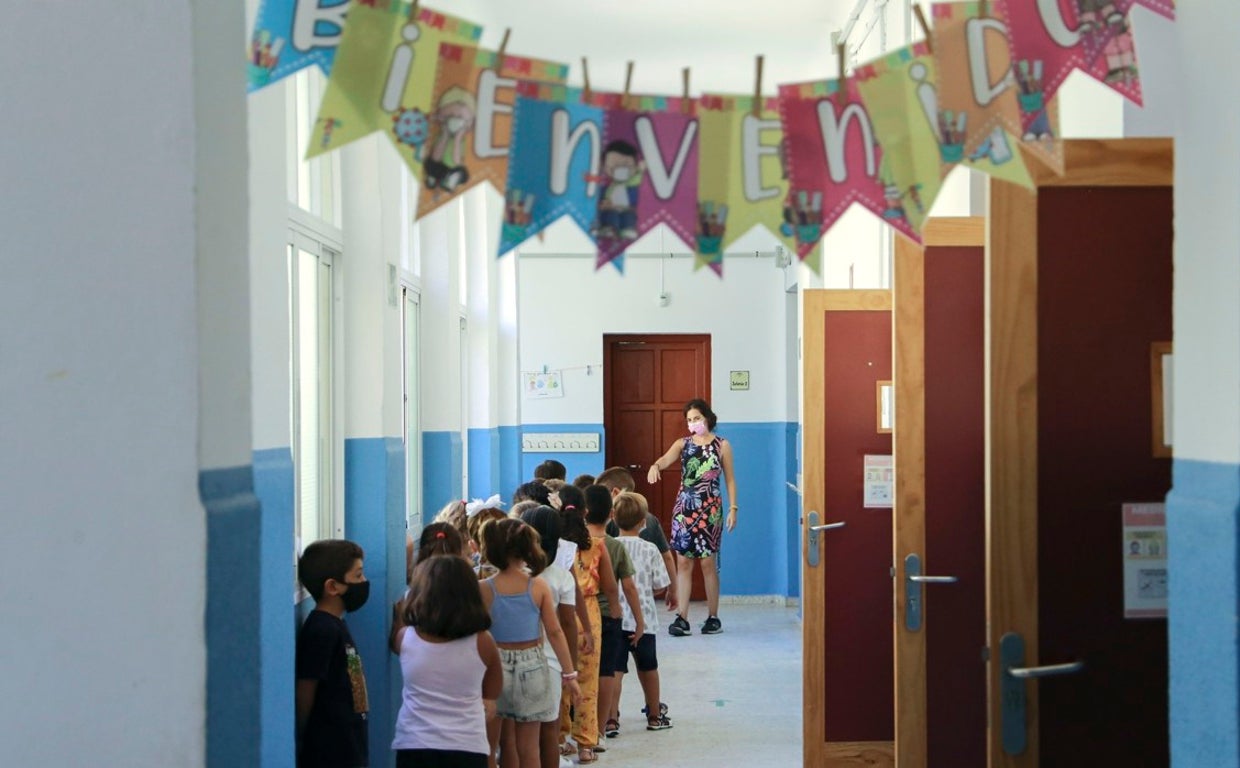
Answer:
top-left (391, 556), bottom-right (501, 768)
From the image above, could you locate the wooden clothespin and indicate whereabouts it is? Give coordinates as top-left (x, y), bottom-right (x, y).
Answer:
top-left (752, 55), bottom-right (765, 117)
top-left (494, 28), bottom-right (510, 73)
top-left (838, 43), bottom-right (849, 105)
top-left (978, 0), bottom-right (989, 17)
top-left (406, 0), bottom-right (420, 22)
top-left (914, 4), bottom-right (933, 52)
top-left (682, 67), bottom-right (691, 114)
top-left (623, 61), bottom-right (634, 110)
top-left (581, 57), bottom-right (591, 101)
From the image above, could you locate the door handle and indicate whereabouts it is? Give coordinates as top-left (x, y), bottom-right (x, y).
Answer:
top-left (805, 511), bottom-right (845, 568)
top-left (903, 553), bottom-right (957, 631)
top-left (999, 632), bottom-right (1085, 755)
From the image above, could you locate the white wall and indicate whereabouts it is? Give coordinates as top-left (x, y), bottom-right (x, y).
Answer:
top-left (1124, 9), bottom-right (1180, 138)
top-left (3, 1), bottom-right (207, 765)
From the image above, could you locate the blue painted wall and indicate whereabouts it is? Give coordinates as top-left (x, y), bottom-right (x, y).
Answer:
top-left (252, 448), bottom-right (295, 768)
top-left (423, 431), bottom-right (463, 515)
top-left (467, 426), bottom-right (525, 503)
top-left (202, 465), bottom-right (262, 768)
top-left (1168, 458), bottom-right (1240, 766)
top-left (343, 438), bottom-right (406, 768)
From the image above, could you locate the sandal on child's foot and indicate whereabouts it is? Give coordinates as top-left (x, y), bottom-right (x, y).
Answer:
top-left (641, 702), bottom-right (670, 719)
top-left (646, 714), bottom-right (674, 731)
top-left (592, 742), bottom-right (606, 753)
top-left (604, 718), bottom-right (620, 738)
top-left (560, 741), bottom-right (577, 758)
top-left (577, 747), bottom-right (598, 764)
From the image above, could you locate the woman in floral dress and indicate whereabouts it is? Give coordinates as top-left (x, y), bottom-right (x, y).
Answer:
top-left (647, 399), bottom-right (738, 636)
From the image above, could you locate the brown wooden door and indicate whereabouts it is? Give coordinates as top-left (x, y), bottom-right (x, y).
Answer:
top-left (893, 218), bottom-right (988, 767)
top-left (803, 290), bottom-right (895, 766)
top-left (988, 139), bottom-right (1173, 766)
top-left (604, 334), bottom-right (711, 601)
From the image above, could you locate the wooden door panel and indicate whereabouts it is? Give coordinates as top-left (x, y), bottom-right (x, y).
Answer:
top-left (923, 244), bottom-right (987, 768)
top-left (1035, 186), bottom-right (1171, 765)
top-left (659, 348), bottom-right (702, 404)
top-left (613, 348), bottom-right (655, 404)
top-left (823, 310), bottom-right (894, 741)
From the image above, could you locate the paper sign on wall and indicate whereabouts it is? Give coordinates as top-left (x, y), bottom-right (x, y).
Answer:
top-left (863, 454), bottom-right (894, 508)
top-left (1123, 502), bottom-right (1167, 619)
top-left (523, 371), bottom-right (563, 399)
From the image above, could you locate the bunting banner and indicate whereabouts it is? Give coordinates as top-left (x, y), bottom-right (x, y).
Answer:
top-left (500, 86), bottom-right (604, 257)
top-left (779, 78), bottom-right (920, 258)
top-left (931, 2), bottom-right (1063, 175)
top-left (1132, 0), bottom-right (1175, 19)
top-left (695, 96), bottom-right (798, 277)
top-left (583, 93), bottom-right (701, 272)
top-left (306, 2), bottom-right (482, 165)
top-left (416, 44), bottom-right (569, 220)
top-left (856, 42), bottom-right (1033, 234)
top-left (993, 0), bottom-right (1142, 123)
top-left (248, 0), bottom-right (349, 92)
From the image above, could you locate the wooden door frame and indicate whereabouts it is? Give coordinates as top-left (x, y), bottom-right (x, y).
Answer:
top-left (893, 218), bottom-right (985, 768)
top-left (803, 289), bottom-right (893, 767)
top-left (987, 139), bottom-right (1173, 767)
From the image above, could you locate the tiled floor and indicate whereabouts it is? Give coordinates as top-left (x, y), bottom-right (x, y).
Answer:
top-left (590, 602), bottom-right (803, 767)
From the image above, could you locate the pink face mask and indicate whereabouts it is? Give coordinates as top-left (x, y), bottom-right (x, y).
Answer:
top-left (688, 421), bottom-right (708, 436)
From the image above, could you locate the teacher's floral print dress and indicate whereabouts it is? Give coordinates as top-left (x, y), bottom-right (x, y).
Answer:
top-left (670, 436), bottom-right (726, 558)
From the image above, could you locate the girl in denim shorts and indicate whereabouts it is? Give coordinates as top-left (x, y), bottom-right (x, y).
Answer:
top-left (480, 519), bottom-right (582, 768)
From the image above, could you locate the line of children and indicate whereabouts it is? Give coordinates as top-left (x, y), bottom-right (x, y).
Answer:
top-left (297, 466), bottom-right (681, 767)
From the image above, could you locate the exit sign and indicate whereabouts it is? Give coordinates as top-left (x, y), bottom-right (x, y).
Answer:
top-left (730, 370), bottom-right (750, 390)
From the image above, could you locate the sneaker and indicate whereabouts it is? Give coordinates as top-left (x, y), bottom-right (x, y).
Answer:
top-left (669, 615), bottom-right (691, 637)
top-left (646, 715), bottom-right (673, 731)
top-left (604, 718), bottom-right (620, 738)
top-left (701, 616), bottom-right (723, 634)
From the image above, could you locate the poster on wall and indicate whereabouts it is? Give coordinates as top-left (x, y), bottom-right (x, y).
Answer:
top-left (1122, 502), bottom-right (1167, 619)
top-left (863, 454), bottom-right (894, 508)
top-left (523, 371), bottom-right (564, 399)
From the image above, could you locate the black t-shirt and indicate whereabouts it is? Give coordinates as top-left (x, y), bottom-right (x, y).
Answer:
top-left (297, 610), bottom-right (369, 768)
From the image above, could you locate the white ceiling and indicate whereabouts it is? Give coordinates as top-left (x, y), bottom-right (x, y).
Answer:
top-left (444, 0), bottom-right (914, 96)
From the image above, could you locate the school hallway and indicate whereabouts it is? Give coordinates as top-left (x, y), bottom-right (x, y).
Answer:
top-left (605, 602), bottom-right (802, 767)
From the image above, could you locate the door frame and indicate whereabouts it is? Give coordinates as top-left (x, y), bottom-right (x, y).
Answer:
top-left (986, 138), bottom-right (1173, 767)
top-left (803, 289), bottom-right (894, 767)
top-left (893, 217), bottom-right (985, 768)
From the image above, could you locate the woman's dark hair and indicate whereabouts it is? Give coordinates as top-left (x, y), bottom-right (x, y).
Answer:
top-left (512, 481), bottom-right (551, 507)
top-left (584, 484), bottom-right (613, 525)
top-left (481, 518), bottom-right (547, 575)
top-left (558, 504), bottom-right (592, 551)
top-left (404, 556), bottom-right (491, 639)
top-left (298, 539), bottom-right (364, 601)
top-left (556, 483), bottom-right (586, 516)
top-left (684, 398), bottom-right (718, 430)
top-left (416, 522), bottom-right (464, 564)
top-left (520, 505), bottom-right (563, 560)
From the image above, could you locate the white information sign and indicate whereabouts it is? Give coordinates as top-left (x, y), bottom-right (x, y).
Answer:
top-left (863, 454), bottom-right (894, 509)
top-left (1122, 502), bottom-right (1167, 619)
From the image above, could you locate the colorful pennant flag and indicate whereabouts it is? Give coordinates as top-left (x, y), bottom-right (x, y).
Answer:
top-left (306, 2), bottom-right (482, 165)
top-left (416, 44), bottom-right (569, 220)
top-left (779, 78), bottom-right (919, 257)
top-left (856, 42), bottom-right (1032, 234)
top-left (577, 93), bottom-right (700, 272)
top-left (931, 2), bottom-right (1063, 175)
top-left (695, 96), bottom-right (798, 277)
top-left (993, 0), bottom-right (1142, 120)
top-left (248, 0), bottom-right (349, 92)
top-left (500, 86), bottom-right (604, 257)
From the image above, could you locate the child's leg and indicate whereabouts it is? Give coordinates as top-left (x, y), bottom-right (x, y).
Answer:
top-left (538, 719), bottom-right (559, 768)
top-left (487, 715), bottom-right (502, 768)
top-left (635, 634), bottom-right (670, 730)
top-left (499, 718), bottom-right (519, 768)
top-left (638, 669), bottom-right (661, 721)
top-left (513, 720), bottom-right (541, 768)
top-left (572, 600), bottom-right (602, 748)
top-left (612, 671), bottom-right (625, 724)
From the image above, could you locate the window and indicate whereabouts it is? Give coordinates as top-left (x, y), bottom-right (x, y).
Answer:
top-left (289, 233), bottom-right (339, 554)
top-left (287, 67), bottom-right (342, 227)
top-left (402, 288), bottom-right (423, 533)
top-left (459, 315), bottom-right (470, 499)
